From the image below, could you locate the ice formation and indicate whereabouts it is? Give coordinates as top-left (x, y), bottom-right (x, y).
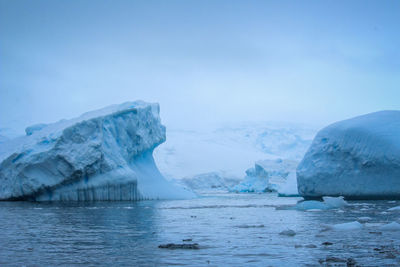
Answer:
top-left (297, 111), bottom-right (400, 199)
top-left (279, 229), bottom-right (296, 236)
top-left (295, 196), bottom-right (348, 211)
top-left (388, 206), bottom-right (400, 211)
top-left (230, 159), bottom-right (298, 193)
top-left (357, 217), bottom-right (372, 223)
top-left (322, 196), bottom-right (348, 208)
top-left (324, 221), bottom-right (363, 231)
top-left (0, 101), bottom-right (194, 201)
top-left (379, 222), bottom-right (400, 231)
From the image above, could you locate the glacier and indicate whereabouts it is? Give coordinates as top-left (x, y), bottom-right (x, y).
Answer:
top-left (178, 172), bottom-right (241, 194)
top-left (154, 122), bottom-right (316, 180)
top-left (297, 111), bottom-right (400, 199)
top-left (0, 101), bottom-right (194, 201)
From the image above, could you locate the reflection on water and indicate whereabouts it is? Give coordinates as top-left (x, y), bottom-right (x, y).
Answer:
top-left (1, 194), bottom-right (400, 266)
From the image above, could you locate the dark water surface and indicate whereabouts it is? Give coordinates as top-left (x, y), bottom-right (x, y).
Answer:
top-left (1, 194), bottom-right (400, 266)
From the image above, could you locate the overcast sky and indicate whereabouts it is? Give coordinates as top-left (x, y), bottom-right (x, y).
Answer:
top-left (1, 0), bottom-right (399, 133)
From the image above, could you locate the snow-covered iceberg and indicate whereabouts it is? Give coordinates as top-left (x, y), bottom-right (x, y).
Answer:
top-left (297, 111), bottom-right (400, 199)
top-left (0, 101), bottom-right (194, 201)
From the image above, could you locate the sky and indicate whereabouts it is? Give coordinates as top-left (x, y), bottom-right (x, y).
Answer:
top-left (1, 0), bottom-right (399, 134)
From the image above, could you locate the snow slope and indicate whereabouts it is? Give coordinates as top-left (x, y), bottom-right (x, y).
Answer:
top-left (0, 101), bottom-right (194, 201)
top-left (297, 111), bottom-right (400, 199)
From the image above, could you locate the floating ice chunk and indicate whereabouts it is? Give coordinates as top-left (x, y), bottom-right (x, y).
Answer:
top-left (324, 221), bottom-right (363, 231)
top-left (295, 201), bottom-right (329, 211)
top-left (357, 217), bottom-right (372, 223)
top-left (333, 221), bottom-right (363, 230)
top-left (295, 196), bottom-right (348, 211)
top-left (322, 196), bottom-right (348, 208)
top-left (279, 229), bottom-right (296, 236)
top-left (388, 206), bottom-right (400, 211)
top-left (379, 222), bottom-right (400, 231)
top-left (237, 224), bottom-right (265, 228)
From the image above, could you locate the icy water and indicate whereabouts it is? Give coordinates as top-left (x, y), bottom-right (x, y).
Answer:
top-left (1, 194), bottom-right (400, 266)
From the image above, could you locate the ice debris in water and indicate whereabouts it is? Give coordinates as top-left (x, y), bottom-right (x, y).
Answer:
top-left (279, 229), bottom-right (296, 236)
top-left (237, 224), bottom-right (265, 229)
top-left (323, 221), bottom-right (363, 231)
top-left (357, 217), bottom-right (372, 223)
top-left (295, 196), bottom-right (348, 211)
top-left (322, 196), bottom-right (348, 208)
top-left (158, 243), bottom-right (200, 249)
top-left (379, 222), bottom-right (400, 231)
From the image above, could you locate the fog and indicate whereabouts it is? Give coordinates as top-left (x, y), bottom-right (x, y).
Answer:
top-left (1, 0), bottom-right (399, 134)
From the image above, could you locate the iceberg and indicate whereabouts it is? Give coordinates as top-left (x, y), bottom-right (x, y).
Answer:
top-left (297, 111), bottom-right (400, 199)
top-left (230, 158), bottom-right (298, 193)
top-left (0, 101), bottom-right (194, 201)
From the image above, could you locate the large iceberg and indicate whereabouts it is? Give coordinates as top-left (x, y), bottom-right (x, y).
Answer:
top-left (297, 111), bottom-right (400, 199)
top-left (0, 101), bottom-right (194, 201)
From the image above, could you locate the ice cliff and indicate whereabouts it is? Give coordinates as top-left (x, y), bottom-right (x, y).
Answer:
top-left (0, 101), bottom-right (194, 201)
top-left (297, 111), bottom-right (400, 199)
